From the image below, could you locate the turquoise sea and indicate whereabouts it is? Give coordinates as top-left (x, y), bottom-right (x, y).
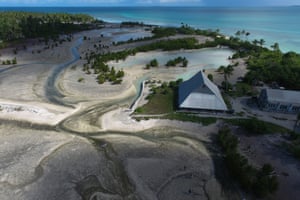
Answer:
top-left (1, 7), bottom-right (300, 53)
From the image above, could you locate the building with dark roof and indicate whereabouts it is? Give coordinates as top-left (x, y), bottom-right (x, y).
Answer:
top-left (178, 71), bottom-right (227, 111)
top-left (258, 88), bottom-right (300, 113)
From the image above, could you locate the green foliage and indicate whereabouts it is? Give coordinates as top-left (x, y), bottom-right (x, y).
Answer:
top-left (165, 113), bottom-right (217, 126)
top-left (115, 24), bottom-right (221, 46)
top-left (136, 37), bottom-right (202, 52)
top-left (136, 80), bottom-right (181, 114)
top-left (222, 93), bottom-right (232, 110)
top-left (152, 27), bottom-right (177, 38)
top-left (217, 127), bottom-right (278, 197)
top-left (0, 11), bottom-right (97, 42)
top-left (84, 50), bottom-right (136, 85)
top-left (217, 126), bottom-right (238, 153)
top-left (229, 82), bottom-right (254, 97)
top-left (285, 132), bottom-right (300, 160)
top-left (244, 49), bottom-right (300, 90)
top-left (1, 58), bottom-right (16, 65)
top-left (207, 73), bottom-right (213, 81)
top-left (165, 56), bottom-right (188, 67)
top-left (77, 77), bottom-right (84, 82)
top-left (146, 59), bottom-right (158, 68)
top-left (121, 21), bottom-right (145, 27)
top-left (218, 65), bottom-right (234, 92)
top-left (12, 57), bottom-right (17, 64)
top-left (225, 118), bottom-right (289, 134)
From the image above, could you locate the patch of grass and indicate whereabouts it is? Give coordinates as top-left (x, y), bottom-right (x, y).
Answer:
top-left (235, 111), bottom-right (245, 117)
top-left (135, 80), bottom-right (181, 114)
top-left (224, 117), bottom-right (289, 134)
top-left (222, 93), bottom-right (232, 110)
top-left (164, 112), bottom-right (217, 126)
top-left (78, 77), bottom-right (84, 82)
top-left (138, 87), bottom-right (174, 114)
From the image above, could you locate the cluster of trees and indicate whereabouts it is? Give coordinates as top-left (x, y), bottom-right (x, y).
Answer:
top-left (217, 127), bottom-right (278, 198)
top-left (1, 57), bottom-right (17, 65)
top-left (83, 51), bottom-right (129, 85)
top-left (217, 65), bottom-right (234, 92)
top-left (115, 24), bottom-right (220, 46)
top-left (166, 56), bottom-right (188, 67)
top-left (151, 27), bottom-right (177, 38)
top-left (120, 21), bottom-right (146, 27)
top-left (114, 22), bottom-right (300, 90)
top-left (152, 24), bottom-right (220, 39)
top-left (145, 59), bottom-right (159, 69)
top-left (212, 32), bottom-right (300, 90)
top-left (136, 37), bottom-right (200, 52)
top-left (96, 67), bottom-right (124, 85)
top-left (245, 50), bottom-right (300, 90)
top-left (0, 11), bottom-right (98, 42)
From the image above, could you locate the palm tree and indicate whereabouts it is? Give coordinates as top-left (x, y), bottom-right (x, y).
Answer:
top-left (270, 42), bottom-right (279, 51)
top-left (252, 39), bottom-right (259, 46)
top-left (218, 65), bottom-right (234, 91)
top-left (245, 32), bottom-right (250, 40)
top-left (235, 30), bottom-right (241, 39)
top-left (259, 38), bottom-right (265, 47)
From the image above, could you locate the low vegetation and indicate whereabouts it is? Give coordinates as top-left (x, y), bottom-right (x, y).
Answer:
top-left (0, 11), bottom-right (100, 43)
top-left (145, 59), bottom-right (159, 69)
top-left (245, 50), bottom-right (300, 90)
top-left (83, 50), bottom-right (133, 84)
top-left (217, 126), bottom-right (278, 198)
top-left (135, 80), bottom-right (180, 114)
top-left (225, 117), bottom-right (289, 134)
top-left (134, 79), bottom-right (217, 125)
top-left (164, 112), bottom-right (217, 126)
top-left (165, 56), bottom-right (188, 67)
top-left (1, 57), bottom-right (17, 65)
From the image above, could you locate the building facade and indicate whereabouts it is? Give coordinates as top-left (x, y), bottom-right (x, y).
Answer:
top-left (258, 89), bottom-right (300, 114)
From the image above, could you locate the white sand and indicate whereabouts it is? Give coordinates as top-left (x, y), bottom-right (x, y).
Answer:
top-left (0, 99), bottom-right (79, 125)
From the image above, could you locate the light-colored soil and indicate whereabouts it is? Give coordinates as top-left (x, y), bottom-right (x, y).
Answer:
top-left (0, 24), bottom-right (298, 200)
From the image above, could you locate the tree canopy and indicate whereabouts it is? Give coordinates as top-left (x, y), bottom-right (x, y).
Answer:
top-left (0, 11), bottom-right (98, 42)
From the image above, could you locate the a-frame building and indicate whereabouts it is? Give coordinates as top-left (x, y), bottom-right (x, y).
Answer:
top-left (178, 71), bottom-right (227, 111)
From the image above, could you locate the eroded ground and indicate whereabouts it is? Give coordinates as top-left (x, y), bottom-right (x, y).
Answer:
top-left (0, 25), bottom-right (231, 200)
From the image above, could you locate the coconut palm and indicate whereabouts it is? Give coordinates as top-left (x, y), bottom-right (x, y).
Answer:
top-left (271, 42), bottom-right (279, 51)
top-left (252, 39), bottom-right (259, 46)
top-left (245, 32), bottom-right (250, 40)
top-left (218, 64), bottom-right (234, 91)
top-left (259, 39), bottom-right (265, 47)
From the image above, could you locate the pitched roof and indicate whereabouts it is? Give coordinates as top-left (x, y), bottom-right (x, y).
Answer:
top-left (178, 71), bottom-right (227, 111)
top-left (265, 89), bottom-right (300, 105)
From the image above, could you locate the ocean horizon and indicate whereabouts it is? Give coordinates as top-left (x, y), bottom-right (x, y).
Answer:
top-left (1, 6), bottom-right (300, 53)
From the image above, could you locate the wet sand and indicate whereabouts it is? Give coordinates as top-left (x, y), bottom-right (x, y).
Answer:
top-left (0, 24), bottom-right (242, 200)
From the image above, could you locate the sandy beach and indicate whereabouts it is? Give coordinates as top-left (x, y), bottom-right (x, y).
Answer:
top-left (0, 23), bottom-right (298, 200)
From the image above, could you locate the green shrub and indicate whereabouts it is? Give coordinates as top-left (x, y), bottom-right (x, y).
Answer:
top-left (78, 77), bottom-right (84, 82)
top-left (217, 128), bottom-right (278, 197)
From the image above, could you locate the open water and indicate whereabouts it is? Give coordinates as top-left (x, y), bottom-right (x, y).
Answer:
top-left (1, 6), bottom-right (300, 52)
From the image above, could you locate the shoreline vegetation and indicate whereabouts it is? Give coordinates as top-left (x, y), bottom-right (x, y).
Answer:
top-left (0, 11), bottom-right (102, 48)
top-left (0, 11), bottom-right (300, 200)
top-left (82, 23), bottom-right (300, 89)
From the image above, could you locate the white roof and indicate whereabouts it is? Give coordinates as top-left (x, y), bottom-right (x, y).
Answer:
top-left (178, 71), bottom-right (227, 111)
top-left (265, 89), bottom-right (300, 105)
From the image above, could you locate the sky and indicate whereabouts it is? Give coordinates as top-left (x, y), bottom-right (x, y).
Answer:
top-left (0, 0), bottom-right (299, 7)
